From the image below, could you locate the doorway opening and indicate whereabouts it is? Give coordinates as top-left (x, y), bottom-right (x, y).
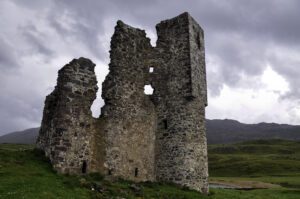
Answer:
top-left (163, 119), bottom-right (168, 129)
top-left (82, 161), bottom-right (87, 174)
top-left (134, 168), bottom-right (139, 177)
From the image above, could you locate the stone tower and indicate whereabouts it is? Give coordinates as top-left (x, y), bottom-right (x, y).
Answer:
top-left (153, 13), bottom-right (208, 193)
top-left (37, 12), bottom-right (208, 194)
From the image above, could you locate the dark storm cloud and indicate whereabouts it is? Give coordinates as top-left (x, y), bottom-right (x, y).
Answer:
top-left (1, 0), bottom-right (300, 134)
top-left (52, 0), bottom-right (300, 95)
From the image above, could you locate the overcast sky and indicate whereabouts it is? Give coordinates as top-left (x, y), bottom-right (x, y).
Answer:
top-left (1, 0), bottom-right (300, 135)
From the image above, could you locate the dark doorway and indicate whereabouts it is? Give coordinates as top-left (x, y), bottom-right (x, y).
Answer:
top-left (163, 119), bottom-right (168, 129)
top-left (108, 169), bottom-right (112, 175)
top-left (134, 168), bottom-right (139, 177)
top-left (82, 161), bottom-right (87, 174)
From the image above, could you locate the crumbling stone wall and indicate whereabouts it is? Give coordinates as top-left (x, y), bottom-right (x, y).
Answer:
top-left (37, 58), bottom-right (98, 174)
top-left (100, 21), bottom-right (157, 181)
top-left (37, 12), bottom-right (208, 194)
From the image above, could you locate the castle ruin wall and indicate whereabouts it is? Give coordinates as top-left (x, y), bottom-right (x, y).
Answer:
top-left (37, 12), bottom-right (208, 194)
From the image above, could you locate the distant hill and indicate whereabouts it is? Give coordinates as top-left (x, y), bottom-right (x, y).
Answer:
top-left (0, 128), bottom-right (39, 144)
top-left (1, 119), bottom-right (300, 144)
top-left (206, 119), bottom-right (300, 144)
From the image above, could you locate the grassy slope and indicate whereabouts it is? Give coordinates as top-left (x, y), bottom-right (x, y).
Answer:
top-left (0, 144), bottom-right (91, 199)
top-left (0, 140), bottom-right (299, 199)
top-left (209, 139), bottom-right (300, 190)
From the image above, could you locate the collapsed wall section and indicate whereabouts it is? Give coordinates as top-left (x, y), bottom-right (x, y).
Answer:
top-left (101, 21), bottom-right (157, 181)
top-left (36, 58), bottom-right (98, 174)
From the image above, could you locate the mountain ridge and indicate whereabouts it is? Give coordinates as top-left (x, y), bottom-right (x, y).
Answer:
top-left (0, 127), bottom-right (40, 144)
top-left (206, 119), bottom-right (300, 144)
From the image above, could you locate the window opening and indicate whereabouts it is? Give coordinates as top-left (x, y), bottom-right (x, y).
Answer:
top-left (144, 85), bottom-right (154, 95)
top-left (196, 34), bottom-right (201, 50)
top-left (134, 168), bottom-right (139, 177)
top-left (149, 67), bottom-right (154, 73)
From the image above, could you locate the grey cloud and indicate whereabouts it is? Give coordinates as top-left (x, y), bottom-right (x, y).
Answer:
top-left (267, 50), bottom-right (300, 99)
top-left (1, 0), bottom-right (300, 134)
top-left (0, 38), bottom-right (20, 72)
top-left (0, 91), bottom-right (43, 135)
top-left (48, 0), bottom-right (114, 60)
top-left (21, 24), bottom-right (54, 57)
top-left (50, 0), bottom-right (299, 96)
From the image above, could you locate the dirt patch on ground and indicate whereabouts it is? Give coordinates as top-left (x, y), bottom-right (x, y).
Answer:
top-left (210, 179), bottom-right (281, 190)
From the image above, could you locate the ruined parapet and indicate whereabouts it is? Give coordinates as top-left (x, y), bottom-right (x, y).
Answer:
top-left (101, 21), bottom-right (157, 181)
top-left (152, 13), bottom-right (208, 193)
top-left (37, 58), bottom-right (98, 174)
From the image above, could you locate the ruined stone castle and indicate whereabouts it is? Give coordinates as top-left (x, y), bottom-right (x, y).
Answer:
top-left (37, 12), bottom-right (208, 193)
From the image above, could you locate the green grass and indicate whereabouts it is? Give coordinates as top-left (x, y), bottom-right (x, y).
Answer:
top-left (208, 139), bottom-right (300, 178)
top-left (0, 144), bottom-right (91, 199)
top-left (207, 139), bottom-right (300, 198)
top-left (0, 140), bottom-right (300, 198)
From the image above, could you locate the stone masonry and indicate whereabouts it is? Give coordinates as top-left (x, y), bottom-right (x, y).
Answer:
top-left (37, 12), bottom-right (208, 194)
top-left (36, 58), bottom-right (98, 173)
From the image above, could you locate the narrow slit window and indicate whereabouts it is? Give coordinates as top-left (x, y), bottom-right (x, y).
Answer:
top-left (196, 34), bottom-right (201, 50)
top-left (163, 119), bottom-right (168, 129)
top-left (81, 161), bottom-right (87, 174)
top-left (134, 168), bottom-right (139, 177)
top-left (144, 85), bottom-right (154, 95)
top-left (149, 67), bottom-right (154, 73)
top-left (108, 169), bottom-right (112, 175)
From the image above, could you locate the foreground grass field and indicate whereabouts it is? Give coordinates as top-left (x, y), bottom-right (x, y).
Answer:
top-left (0, 140), bottom-right (299, 198)
top-left (208, 139), bottom-right (300, 199)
